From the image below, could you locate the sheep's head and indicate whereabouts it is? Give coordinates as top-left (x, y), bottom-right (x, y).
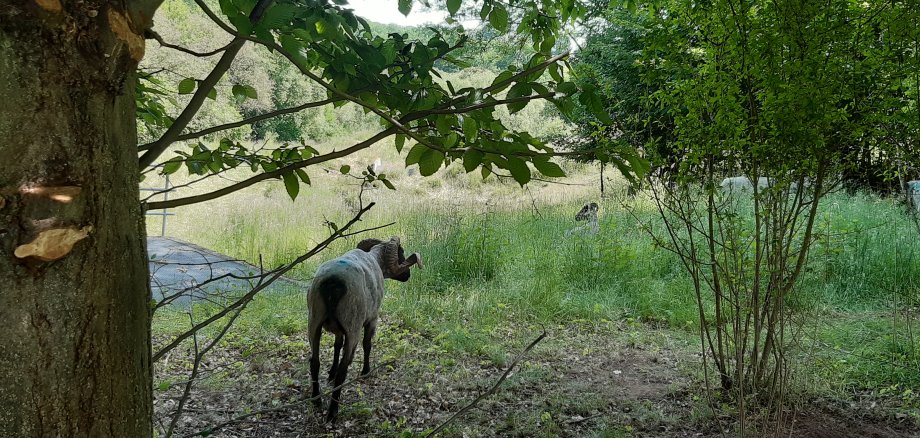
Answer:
top-left (575, 202), bottom-right (598, 222)
top-left (356, 236), bottom-right (423, 282)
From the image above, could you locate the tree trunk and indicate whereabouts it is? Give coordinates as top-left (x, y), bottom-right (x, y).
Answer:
top-left (0, 2), bottom-right (152, 436)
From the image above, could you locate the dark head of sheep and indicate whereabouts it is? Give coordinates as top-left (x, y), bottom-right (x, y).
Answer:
top-left (356, 237), bottom-right (423, 282)
top-left (575, 202), bottom-right (599, 222)
top-left (307, 236), bottom-right (422, 423)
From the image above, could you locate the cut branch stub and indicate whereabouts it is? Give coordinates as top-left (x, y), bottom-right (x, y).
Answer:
top-left (14, 225), bottom-right (93, 261)
top-left (108, 8), bottom-right (146, 62)
top-left (20, 185), bottom-right (82, 203)
top-left (34, 0), bottom-right (62, 13)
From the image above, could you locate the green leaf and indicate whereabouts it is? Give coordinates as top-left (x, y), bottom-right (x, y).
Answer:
top-left (295, 169), bottom-right (311, 185)
top-left (233, 84), bottom-right (259, 100)
top-left (395, 134), bottom-right (406, 153)
top-left (178, 78), bottom-right (196, 95)
top-left (162, 160), bottom-right (182, 175)
top-left (228, 14), bottom-right (253, 35)
top-left (207, 88), bottom-right (217, 100)
top-left (533, 158), bottom-right (565, 177)
top-left (232, 84), bottom-right (247, 99)
top-left (491, 70), bottom-right (514, 89)
top-left (462, 117), bottom-right (478, 141)
top-left (579, 86), bottom-right (611, 123)
top-left (506, 82), bottom-right (532, 114)
top-left (418, 148), bottom-right (444, 176)
top-left (340, 165), bottom-right (351, 174)
top-left (405, 143), bottom-right (427, 166)
top-left (398, 0), bottom-right (412, 16)
top-left (556, 81), bottom-right (577, 95)
top-left (445, 132), bottom-right (459, 148)
top-left (282, 171), bottom-right (299, 200)
top-left (462, 150), bottom-right (483, 172)
top-left (489, 5), bottom-right (509, 32)
top-left (447, 0), bottom-right (461, 15)
top-left (505, 157), bottom-right (531, 186)
top-left (381, 178), bottom-right (396, 190)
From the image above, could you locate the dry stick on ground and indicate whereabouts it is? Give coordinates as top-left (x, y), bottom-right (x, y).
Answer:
top-left (425, 328), bottom-right (548, 438)
top-left (163, 302), bottom-right (254, 437)
top-left (179, 360), bottom-right (396, 438)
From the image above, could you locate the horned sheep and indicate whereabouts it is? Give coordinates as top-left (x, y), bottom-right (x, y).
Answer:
top-left (307, 237), bottom-right (422, 423)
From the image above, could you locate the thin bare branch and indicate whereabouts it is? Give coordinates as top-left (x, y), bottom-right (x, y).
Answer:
top-left (425, 328), bottom-right (548, 437)
top-left (145, 30), bottom-right (232, 57)
top-left (137, 98), bottom-right (340, 151)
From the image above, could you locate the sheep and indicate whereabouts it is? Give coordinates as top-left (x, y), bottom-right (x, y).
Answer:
top-left (909, 181), bottom-right (920, 212)
top-left (566, 202), bottom-right (599, 238)
top-left (575, 202), bottom-right (599, 222)
top-left (720, 176), bottom-right (773, 194)
top-left (307, 236), bottom-right (422, 423)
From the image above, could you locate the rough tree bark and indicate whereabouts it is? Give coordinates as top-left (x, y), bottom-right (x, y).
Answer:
top-left (0, 0), bottom-right (156, 435)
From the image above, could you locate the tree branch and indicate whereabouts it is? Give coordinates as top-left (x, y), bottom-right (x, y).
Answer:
top-left (145, 30), bottom-right (232, 57)
top-left (145, 129), bottom-right (395, 210)
top-left (137, 98), bottom-right (340, 151)
top-left (138, 0), bottom-right (274, 169)
top-left (425, 93), bottom-right (555, 115)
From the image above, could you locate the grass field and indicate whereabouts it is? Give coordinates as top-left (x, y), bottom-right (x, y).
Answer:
top-left (149, 137), bottom-right (920, 436)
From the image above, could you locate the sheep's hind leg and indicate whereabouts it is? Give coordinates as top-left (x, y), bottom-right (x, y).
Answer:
top-left (361, 320), bottom-right (377, 376)
top-left (327, 335), bottom-right (358, 424)
top-left (308, 324), bottom-right (323, 411)
top-left (328, 334), bottom-right (343, 382)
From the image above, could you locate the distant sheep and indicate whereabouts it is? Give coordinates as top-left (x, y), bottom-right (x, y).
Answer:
top-left (720, 176), bottom-right (773, 194)
top-left (566, 202), bottom-right (599, 237)
top-left (909, 181), bottom-right (920, 212)
top-left (575, 202), bottom-right (598, 222)
top-left (307, 237), bottom-right (422, 423)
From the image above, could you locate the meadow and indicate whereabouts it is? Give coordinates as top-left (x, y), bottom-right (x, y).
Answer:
top-left (149, 133), bottom-right (920, 436)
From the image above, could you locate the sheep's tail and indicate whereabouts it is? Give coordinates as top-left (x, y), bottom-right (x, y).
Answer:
top-left (317, 276), bottom-right (347, 318)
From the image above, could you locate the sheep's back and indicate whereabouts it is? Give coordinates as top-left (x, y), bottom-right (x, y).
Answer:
top-left (308, 250), bottom-right (385, 330)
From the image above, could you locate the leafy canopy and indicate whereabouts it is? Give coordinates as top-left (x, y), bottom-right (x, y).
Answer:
top-left (139, 0), bottom-right (616, 208)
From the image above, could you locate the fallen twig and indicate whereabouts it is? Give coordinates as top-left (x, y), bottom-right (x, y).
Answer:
top-left (180, 360), bottom-right (395, 437)
top-left (425, 328), bottom-right (548, 437)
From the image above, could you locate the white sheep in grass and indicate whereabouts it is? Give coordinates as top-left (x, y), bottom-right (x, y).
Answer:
top-left (909, 181), bottom-right (920, 212)
top-left (720, 176), bottom-right (773, 194)
top-left (307, 237), bottom-right (422, 423)
top-left (565, 202), bottom-right (599, 238)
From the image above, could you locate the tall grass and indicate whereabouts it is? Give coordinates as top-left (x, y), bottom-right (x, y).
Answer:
top-left (152, 168), bottom-right (920, 397)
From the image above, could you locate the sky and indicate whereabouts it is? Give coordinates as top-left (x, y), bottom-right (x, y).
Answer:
top-left (346, 0), bottom-right (448, 26)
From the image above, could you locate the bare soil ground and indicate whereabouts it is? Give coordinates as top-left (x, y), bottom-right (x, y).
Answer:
top-left (153, 319), bottom-right (919, 437)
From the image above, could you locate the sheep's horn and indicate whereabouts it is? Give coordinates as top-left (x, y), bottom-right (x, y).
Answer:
top-left (357, 238), bottom-right (383, 252)
top-left (382, 237), bottom-right (422, 274)
top-left (403, 252), bottom-right (423, 270)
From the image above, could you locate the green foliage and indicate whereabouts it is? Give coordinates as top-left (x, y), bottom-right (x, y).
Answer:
top-left (140, 0), bottom-right (603, 193)
top-left (136, 72), bottom-right (176, 141)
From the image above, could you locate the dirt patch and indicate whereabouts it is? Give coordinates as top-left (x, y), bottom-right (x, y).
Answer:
top-left (152, 319), bottom-right (919, 437)
top-left (786, 402), bottom-right (918, 438)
